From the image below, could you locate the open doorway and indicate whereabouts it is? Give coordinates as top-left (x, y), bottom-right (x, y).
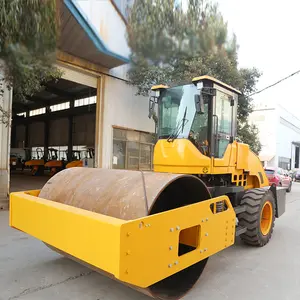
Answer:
top-left (10, 77), bottom-right (97, 192)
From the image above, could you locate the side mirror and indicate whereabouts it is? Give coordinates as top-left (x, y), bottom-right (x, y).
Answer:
top-left (194, 94), bottom-right (205, 114)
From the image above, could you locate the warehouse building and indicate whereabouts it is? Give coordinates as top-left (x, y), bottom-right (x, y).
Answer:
top-left (0, 0), bottom-right (155, 208)
top-left (249, 101), bottom-right (300, 170)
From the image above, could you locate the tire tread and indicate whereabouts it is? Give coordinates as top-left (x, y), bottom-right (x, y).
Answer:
top-left (239, 188), bottom-right (275, 247)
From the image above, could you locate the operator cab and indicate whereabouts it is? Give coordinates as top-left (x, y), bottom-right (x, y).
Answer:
top-left (149, 76), bottom-right (241, 158)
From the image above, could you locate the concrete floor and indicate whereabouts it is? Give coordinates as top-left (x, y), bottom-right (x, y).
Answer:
top-left (10, 172), bottom-right (49, 193)
top-left (1, 175), bottom-right (300, 300)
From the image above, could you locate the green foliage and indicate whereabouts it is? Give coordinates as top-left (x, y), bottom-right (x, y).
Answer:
top-left (238, 122), bottom-right (261, 155)
top-left (126, 0), bottom-right (261, 152)
top-left (0, 0), bottom-right (61, 107)
top-left (127, 0), bottom-right (235, 65)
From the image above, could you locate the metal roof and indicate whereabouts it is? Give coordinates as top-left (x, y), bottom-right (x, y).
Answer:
top-left (60, 0), bottom-right (129, 69)
top-left (13, 78), bottom-right (96, 114)
top-left (13, 0), bottom-right (130, 114)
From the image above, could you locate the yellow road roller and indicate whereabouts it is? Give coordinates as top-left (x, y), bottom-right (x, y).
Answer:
top-left (10, 76), bottom-right (286, 299)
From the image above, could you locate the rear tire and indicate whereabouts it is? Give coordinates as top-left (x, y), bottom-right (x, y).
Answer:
top-left (239, 188), bottom-right (275, 247)
top-left (287, 182), bottom-right (292, 193)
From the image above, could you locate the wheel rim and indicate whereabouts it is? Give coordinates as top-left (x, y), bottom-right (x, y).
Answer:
top-left (260, 201), bottom-right (273, 236)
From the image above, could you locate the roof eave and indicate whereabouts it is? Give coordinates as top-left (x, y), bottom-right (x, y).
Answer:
top-left (61, 0), bottom-right (129, 69)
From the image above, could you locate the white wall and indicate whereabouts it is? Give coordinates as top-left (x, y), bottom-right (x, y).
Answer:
top-left (249, 106), bottom-right (278, 167)
top-left (268, 156), bottom-right (277, 168)
top-left (250, 103), bottom-right (300, 169)
top-left (277, 105), bottom-right (300, 169)
top-left (56, 63), bottom-right (97, 88)
top-left (64, 2), bottom-right (154, 168)
top-left (0, 63), bottom-right (12, 209)
top-left (101, 76), bottom-right (155, 168)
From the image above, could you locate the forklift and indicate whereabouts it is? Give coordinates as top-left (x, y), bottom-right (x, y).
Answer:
top-left (24, 147), bottom-right (45, 176)
top-left (44, 148), bottom-right (66, 176)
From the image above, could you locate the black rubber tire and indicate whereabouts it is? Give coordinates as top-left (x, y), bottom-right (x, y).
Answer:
top-left (287, 182), bottom-right (292, 193)
top-left (239, 188), bottom-right (276, 247)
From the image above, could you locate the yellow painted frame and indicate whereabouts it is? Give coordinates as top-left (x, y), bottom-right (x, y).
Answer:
top-left (192, 75), bottom-right (242, 94)
top-left (10, 191), bottom-right (236, 288)
top-left (151, 84), bottom-right (169, 90)
top-left (25, 160), bottom-right (44, 166)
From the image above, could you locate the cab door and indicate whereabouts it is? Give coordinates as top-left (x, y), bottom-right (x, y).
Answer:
top-left (212, 85), bottom-right (237, 159)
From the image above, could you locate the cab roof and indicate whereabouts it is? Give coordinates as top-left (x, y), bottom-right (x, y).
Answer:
top-left (151, 84), bottom-right (169, 90)
top-left (192, 75), bottom-right (241, 95)
top-left (150, 75), bottom-right (241, 95)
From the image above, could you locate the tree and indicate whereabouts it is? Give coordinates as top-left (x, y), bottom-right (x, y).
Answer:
top-left (238, 122), bottom-right (261, 155)
top-left (0, 0), bottom-right (62, 125)
top-left (126, 0), bottom-right (261, 154)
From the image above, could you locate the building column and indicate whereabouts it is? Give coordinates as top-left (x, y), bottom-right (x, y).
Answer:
top-left (44, 106), bottom-right (50, 160)
top-left (67, 100), bottom-right (74, 161)
top-left (24, 109), bottom-right (30, 149)
top-left (0, 62), bottom-right (13, 209)
top-left (25, 123), bottom-right (29, 148)
top-left (10, 123), bottom-right (16, 148)
top-left (95, 76), bottom-right (105, 168)
top-left (295, 146), bottom-right (300, 169)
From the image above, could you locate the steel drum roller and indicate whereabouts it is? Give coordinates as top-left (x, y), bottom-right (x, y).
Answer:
top-left (40, 168), bottom-right (211, 299)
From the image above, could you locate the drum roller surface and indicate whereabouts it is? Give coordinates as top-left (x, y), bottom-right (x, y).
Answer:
top-left (40, 168), bottom-right (211, 299)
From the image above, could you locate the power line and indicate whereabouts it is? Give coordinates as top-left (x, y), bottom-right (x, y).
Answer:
top-left (248, 69), bottom-right (300, 97)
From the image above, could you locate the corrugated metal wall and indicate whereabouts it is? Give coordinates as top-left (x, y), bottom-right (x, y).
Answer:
top-left (15, 125), bottom-right (26, 148)
top-left (14, 114), bottom-right (96, 149)
top-left (49, 118), bottom-right (69, 146)
top-left (28, 122), bottom-right (45, 147)
top-left (73, 114), bottom-right (96, 146)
